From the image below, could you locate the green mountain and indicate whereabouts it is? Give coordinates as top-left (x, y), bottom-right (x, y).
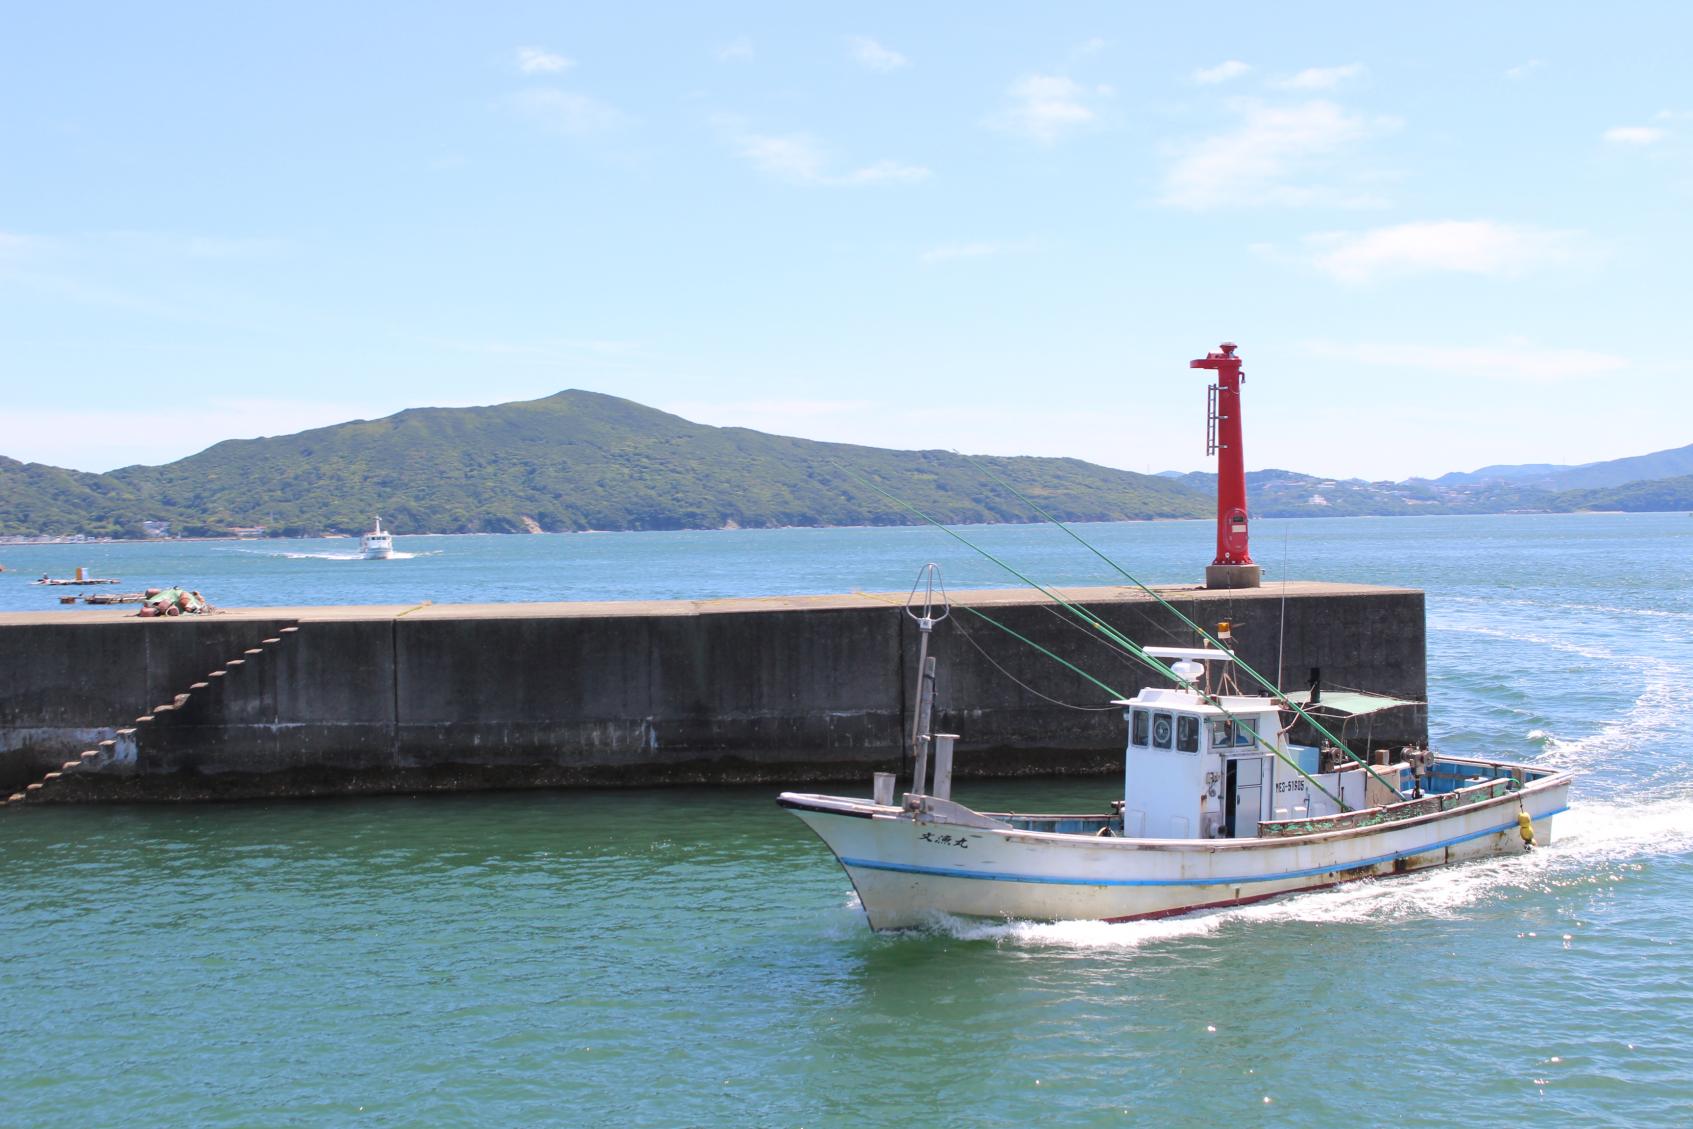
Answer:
top-left (1555, 474), bottom-right (1693, 513)
top-left (0, 457), bottom-right (150, 538)
top-left (0, 391), bottom-right (1212, 538)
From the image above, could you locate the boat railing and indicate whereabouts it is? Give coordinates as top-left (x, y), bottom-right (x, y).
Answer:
top-left (990, 812), bottom-right (1122, 836)
top-left (1257, 775), bottom-right (1522, 839)
top-left (1421, 755), bottom-right (1557, 793)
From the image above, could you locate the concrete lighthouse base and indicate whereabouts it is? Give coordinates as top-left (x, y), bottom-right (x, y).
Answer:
top-left (1205, 563), bottom-right (1263, 589)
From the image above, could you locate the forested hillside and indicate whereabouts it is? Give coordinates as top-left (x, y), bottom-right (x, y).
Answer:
top-left (0, 391), bottom-right (1211, 537)
top-left (6, 391), bottom-right (1688, 539)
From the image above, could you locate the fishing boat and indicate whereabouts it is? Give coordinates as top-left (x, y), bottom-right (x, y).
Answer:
top-left (779, 341), bottom-right (1572, 930)
top-left (780, 634), bottom-right (1571, 930)
top-left (360, 517), bottom-right (394, 560)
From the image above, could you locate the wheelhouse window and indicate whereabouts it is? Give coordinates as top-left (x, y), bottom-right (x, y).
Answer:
top-left (1209, 719), bottom-right (1232, 747)
top-left (1151, 713), bottom-right (1173, 749)
top-left (1176, 715), bottom-right (1199, 753)
top-left (1131, 709), bottom-right (1149, 747)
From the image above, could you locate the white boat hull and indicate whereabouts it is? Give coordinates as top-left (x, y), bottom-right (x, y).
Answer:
top-left (781, 772), bottom-right (1571, 930)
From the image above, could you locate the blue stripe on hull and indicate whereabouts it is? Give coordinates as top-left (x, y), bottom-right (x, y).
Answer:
top-left (838, 807), bottom-right (1569, 888)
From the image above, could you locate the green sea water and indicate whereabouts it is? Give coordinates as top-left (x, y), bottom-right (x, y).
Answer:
top-left (3, 513), bottom-right (1691, 1126)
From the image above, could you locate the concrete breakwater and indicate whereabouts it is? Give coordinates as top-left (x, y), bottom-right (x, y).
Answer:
top-left (0, 581), bottom-right (1426, 802)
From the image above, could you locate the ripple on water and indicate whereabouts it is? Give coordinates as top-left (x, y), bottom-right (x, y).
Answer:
top-left (4, 515), bottom-right (1693, 1125)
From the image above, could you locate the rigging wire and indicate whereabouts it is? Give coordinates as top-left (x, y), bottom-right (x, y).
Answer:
top-left (834, 462), bottom-right (1349, 810)
top-left (1028, 593), bottom-right (1165, 673)
top-left (1277, 531), bottom-right (1289, 693)
top-left (956, 453), bottom-right (1400, 797)
top-left (950, 606), bottom-right (1125, 711)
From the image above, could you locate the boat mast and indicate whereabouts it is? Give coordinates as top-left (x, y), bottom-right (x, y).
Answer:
top-left (904, 564), bottom-right (949, 796)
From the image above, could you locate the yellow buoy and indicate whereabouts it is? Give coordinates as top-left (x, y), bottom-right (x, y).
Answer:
top-left (1517, 809), bottom-right (1535, 846)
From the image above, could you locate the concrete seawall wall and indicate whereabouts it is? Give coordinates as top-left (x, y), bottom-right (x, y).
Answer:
top-left (0, 582), bottom-right (1426, 800)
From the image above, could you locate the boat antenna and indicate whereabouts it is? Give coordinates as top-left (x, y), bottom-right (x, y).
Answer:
top-left (1277, 530), bottom-right (1289, 692)
top-left (904, 563), bottom-right (949, 794)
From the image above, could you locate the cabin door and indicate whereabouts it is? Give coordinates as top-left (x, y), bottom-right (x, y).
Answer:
top-left (1225, 756), bottom-right (1263, 838)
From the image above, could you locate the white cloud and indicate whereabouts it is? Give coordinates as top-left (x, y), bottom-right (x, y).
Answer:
top-left (175, 235), bottom-right (288, 260)
top-left (1300, 221), bottom-right (1585, 282)
top-left (1604, 126), bottom-right (1666, 145)
top-left (0, 231), bottom-right (45, 261)
top-left (734, 131), bottom-right (829, 182)
top-left (2, 230), bottom-right (285, 263)
top-left (716, 118), bottom-right (929, 186)
top-left (917, 238), bottom-right (1042, 265)
top-left (920, 242), bottom-right (1002, 264)
top-left (1505, 59), bottom-right (1545, 80)
top-left (841, 159), bottom-right (930, 185)
top-left (988, 74), bottom-right (1103, 143)
top-left (512, 89), bottom-right (628, 135)
top-left (515, 46), bottom-right (573, 74)
top-left (1272, 63), bottom-right (1365, 90)
top-left (1160, 99), bottom-right (1397, 209)
top-left (1076, 37), bottom-right (1108, 56)
top-left (1193, 60), bottom-right (1250, 84)
top-left (1303, 339), bottom-right (1627, 383)
top-left (716, 36), bottom-right (754, 63)
top-left (848, 35), bottom-right (909, 72)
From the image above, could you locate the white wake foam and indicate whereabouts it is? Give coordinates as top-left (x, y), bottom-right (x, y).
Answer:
top-left (221, 548), bottom-right (435, 561)
top-left (1438, 618), bottom-right (1624, 665)
top-left (915, 789), bottom-right (1693, 951)
top-left (1536, 657), bottom-right (1682, 773)
top-left (1444, 593), bottom-right (1693, 625)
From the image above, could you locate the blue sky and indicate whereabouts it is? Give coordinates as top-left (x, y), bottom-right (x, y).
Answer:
top-left (2, 3), bottom-right (1688, 480)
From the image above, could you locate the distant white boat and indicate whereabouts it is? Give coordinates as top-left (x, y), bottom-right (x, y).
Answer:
top-left (360, 517), bottom-right (394, 560)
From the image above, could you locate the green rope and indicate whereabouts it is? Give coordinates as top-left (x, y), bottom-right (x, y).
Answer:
top-left (838, 463), bottom-right (1349, 811)
top-left (959, 604), bottom-right (1342, 812)
top-left (956, 604), bottom-right (1124, 699)
top-left (961, 453), bottom-right (1402, 798)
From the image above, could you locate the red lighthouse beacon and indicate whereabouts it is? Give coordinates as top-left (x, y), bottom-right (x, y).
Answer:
top-left (1191, 342), bottom-right (1262, 589)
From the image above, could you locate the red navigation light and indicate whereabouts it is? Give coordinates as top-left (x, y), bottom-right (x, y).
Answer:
top-left (1190, 342), bottom-right (1261, 589)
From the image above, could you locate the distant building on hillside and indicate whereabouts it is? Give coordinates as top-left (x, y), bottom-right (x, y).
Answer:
top-left (228, 525), bottom-right (267, 539)
top-left (141, 521), bottom-right (172, 538)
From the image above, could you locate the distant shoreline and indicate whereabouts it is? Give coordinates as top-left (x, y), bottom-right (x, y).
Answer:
top-left (0, 508), bottom-right (1677, 550)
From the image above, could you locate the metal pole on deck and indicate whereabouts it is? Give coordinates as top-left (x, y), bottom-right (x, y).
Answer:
top-left (912, 655), bottom-right (936, 795)
top-left (905, 564), bottom-right (950, 796)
